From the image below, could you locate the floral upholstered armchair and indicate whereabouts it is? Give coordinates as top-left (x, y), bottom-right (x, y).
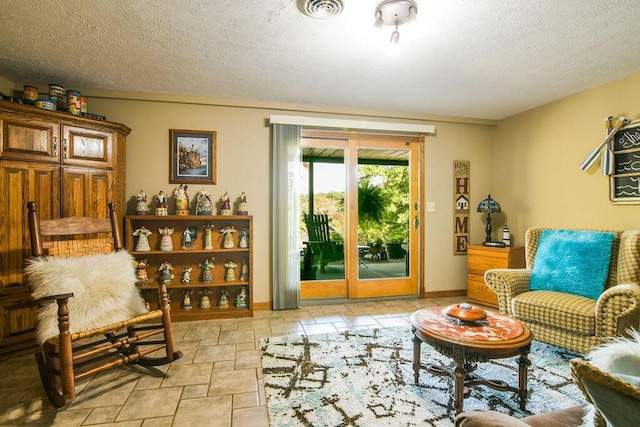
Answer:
top-left (484, 228), bottom-right (640, 353)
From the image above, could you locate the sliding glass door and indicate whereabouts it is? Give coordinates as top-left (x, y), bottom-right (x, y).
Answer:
top-left (300, 130), bottom-right (420, 300)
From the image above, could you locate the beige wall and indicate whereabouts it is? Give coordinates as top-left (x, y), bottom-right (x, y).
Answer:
top-left (72, 94), bottom-right (495, 304)
top-left (494, 72), bottom-right (640, 242)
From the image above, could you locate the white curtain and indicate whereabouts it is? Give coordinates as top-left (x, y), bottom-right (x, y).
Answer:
top-left (271, 124), bottom-right (301, 310)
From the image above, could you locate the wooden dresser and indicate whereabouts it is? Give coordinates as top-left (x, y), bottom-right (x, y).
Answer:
top-left (467, 244), bottom-right (525, 308)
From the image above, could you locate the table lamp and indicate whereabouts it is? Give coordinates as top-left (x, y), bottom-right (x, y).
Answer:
top-left (477, 194), bottom-right (504, 247)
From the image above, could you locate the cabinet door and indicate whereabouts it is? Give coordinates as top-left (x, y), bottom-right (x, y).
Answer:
top-left (0, 160), bottom-right (59, 287)
top-left (61, 167), bottom-right (114, 218)
top-left (0, 160), bottom-right (58, 358)
top-left (0, 111), bottom-right (60, 162)
top-left (62, 125), bottom-right (113, 169)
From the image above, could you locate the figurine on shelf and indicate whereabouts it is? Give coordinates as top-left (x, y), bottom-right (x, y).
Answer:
top-left (224, 261), bottom-right (237, 281)
top-left (235, 286), bottom-right (248, 308)
top-left (237, 192), bottom-right (248, 215)
top-left (134, 258), bottom-right (149, 282)
top-left (175, 184), bottom-right (190, 215)
top-left (136, 190), bottom-right (149, 215)
top-left (181, 290), bottom-right (193, 310)
top-left (181, 267), bottom-right (192, 283)
top-left (156, 190), bottom-right (168, 216)
top-left (132, 226), bottom-right (152, 251)
top-left (220, 192), bottom-right (232, 216)
top-left (220, 225), bottom-right (237, 249)
top-left (240, 258), bottom-right (249, 280)
top-left (218, 288), bottom-right (229, 308)
top-left (159, 227), bottom-right (175, 251)
top-left (158, 261), bottom-right (174, 284)
top-left (238, 228), bottom-right (249, 249)
top-left (182, 227), bottom-right (195, 250)
top-left (199, 288), bottom-right (212, 309)
top-left (140, 289), bottom-right (151, 311)
top-left (204, 222), bottom-right (215, 250)
top-left (199, 257), bottom-right (215, 282)
top-left (195, 188), bottom-right (214, 216)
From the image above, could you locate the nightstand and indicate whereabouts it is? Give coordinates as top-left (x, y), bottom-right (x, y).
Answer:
top-left (467, 244), bottom-right (525, 308)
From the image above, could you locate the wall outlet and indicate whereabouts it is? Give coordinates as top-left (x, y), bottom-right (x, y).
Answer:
top-left (426, 202), bottom-right (436, 212)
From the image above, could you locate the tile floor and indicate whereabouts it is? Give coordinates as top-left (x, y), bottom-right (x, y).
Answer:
top-left (0, 296), bottom-right (466, 426)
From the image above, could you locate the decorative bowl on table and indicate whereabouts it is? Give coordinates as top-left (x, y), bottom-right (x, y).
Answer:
top-left (443, 303), bottom-right (487, 323)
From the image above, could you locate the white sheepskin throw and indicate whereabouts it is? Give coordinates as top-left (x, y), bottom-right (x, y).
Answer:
top-left (25, 250), bottom-right (147, 345)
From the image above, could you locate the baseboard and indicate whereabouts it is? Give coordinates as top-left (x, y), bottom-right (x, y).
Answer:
top-left (421, 289), bottom-right (467, 298)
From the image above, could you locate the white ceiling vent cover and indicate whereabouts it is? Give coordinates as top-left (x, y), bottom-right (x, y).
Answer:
top-left (297, 0), bottom-right (344, 19)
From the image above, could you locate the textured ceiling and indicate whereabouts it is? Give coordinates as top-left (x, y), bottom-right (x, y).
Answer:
top-left (1, 0), bottom-right (639, 120)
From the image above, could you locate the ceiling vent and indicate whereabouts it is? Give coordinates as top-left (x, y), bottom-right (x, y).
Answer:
top-left (297, 0), bottom-right (345, 19)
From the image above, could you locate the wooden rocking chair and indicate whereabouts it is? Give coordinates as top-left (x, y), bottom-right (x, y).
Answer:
top-left (26, 201), bottom-right (182, 407)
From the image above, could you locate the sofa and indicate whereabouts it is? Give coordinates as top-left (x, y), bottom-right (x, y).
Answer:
top-left (484, 228), bottom-right (640, 353)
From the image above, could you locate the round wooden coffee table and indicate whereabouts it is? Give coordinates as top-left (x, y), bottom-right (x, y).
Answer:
top-left (410, 306), bottom-right (533, 414)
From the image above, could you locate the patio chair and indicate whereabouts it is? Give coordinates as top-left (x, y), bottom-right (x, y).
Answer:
top-left (25, 201), bottom-right (182, 407)
top-left (303, 214), bottom-right (344, 273)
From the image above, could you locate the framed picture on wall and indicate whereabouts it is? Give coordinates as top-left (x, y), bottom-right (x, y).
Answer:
top-left (169, 129), bottom-right (217, 184)
top-left (610, 121), bottom-right (640, 204)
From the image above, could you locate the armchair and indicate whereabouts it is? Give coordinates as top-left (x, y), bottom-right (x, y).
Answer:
top-left (485, 228), bottom-right (640, 353)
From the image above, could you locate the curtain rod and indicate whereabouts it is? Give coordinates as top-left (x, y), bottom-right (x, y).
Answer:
top-left (269, 115), bottom-right (435, 134)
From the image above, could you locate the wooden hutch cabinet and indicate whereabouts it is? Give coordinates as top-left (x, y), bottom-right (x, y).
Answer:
top-left (467, 244), bottom-right (525, 308)
top-left (0, 101), bottom-right (130, 359)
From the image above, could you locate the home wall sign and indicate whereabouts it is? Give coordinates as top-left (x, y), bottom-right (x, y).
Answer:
top-left (453, 161), bottom-right (470, 255)
top-left (610, 120), bottom-right (640, 203)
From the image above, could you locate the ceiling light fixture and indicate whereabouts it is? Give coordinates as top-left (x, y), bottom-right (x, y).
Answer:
top-left (373, 0), bottom-right (418, 43)
top-left (297, 0), bottom-right (345, 20)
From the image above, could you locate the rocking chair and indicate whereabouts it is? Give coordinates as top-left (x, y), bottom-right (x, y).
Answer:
top-left (25, 201), bottom-right (182, 407)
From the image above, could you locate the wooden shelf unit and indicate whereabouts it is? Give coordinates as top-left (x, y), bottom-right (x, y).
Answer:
top-left (125, 215), bottom-right (253, 321)
top-left (467, 244), bottom-right (525, 308)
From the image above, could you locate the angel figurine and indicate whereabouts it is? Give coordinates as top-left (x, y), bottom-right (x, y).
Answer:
top-left (238, 228), bottom-right (249, 249)
top-left (195, 188), bottom-right (214, 215)
top-left (224, 261), bottom-right (237, 281)
top-left (240, 258), bottom-right (249, 281)
top-left (182, 227), bottom-right (195, 250)
top-left (136, 190), bottom-right (148, 215)
top-left (159, 227), bottom-right (174, 251)
top-left (199, 258), bottom-right (215, 282)
top-left (181, 290), bottom-right (193, 310)
top-left (132, 226), bottom-right (152, 251)
top-left (235, 286), bottom-right (248, 308)
top-left (220, 192), bottom-right (232, 216)
top-left (158, 261), bottom-right (174, 284)
top-left (237, 192), bottom-right (248, 215)
top-left (218, 287), bottom-right (229, 308)
top-left (204, 223), bottom-right (215, 250)
top-left (220, 225), bottom-right (237, 249)
top-left (134, 258), bottom-right (149, 282)
top-left (155, 190), bottom-right (168, 216)
top-left (175, 184), bottom-right (190, 215)
top-left (199, 288), bottom-right (212, 309)
top-left (181, 267), bottom-right (192, 283)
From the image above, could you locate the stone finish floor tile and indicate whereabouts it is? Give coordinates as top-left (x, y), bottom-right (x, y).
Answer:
top-left (0, 297), bottom-right (465, 426)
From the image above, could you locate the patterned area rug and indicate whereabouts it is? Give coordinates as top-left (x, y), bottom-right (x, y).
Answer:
top-left (260, 327), bottom-right (586, 426)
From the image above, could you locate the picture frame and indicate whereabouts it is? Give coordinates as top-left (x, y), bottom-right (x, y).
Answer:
top-left (169, 129), bottom-right (217, 184)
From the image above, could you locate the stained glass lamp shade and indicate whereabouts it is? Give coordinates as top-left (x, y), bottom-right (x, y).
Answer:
top-left (477, 194), bottom-right (501, 245)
